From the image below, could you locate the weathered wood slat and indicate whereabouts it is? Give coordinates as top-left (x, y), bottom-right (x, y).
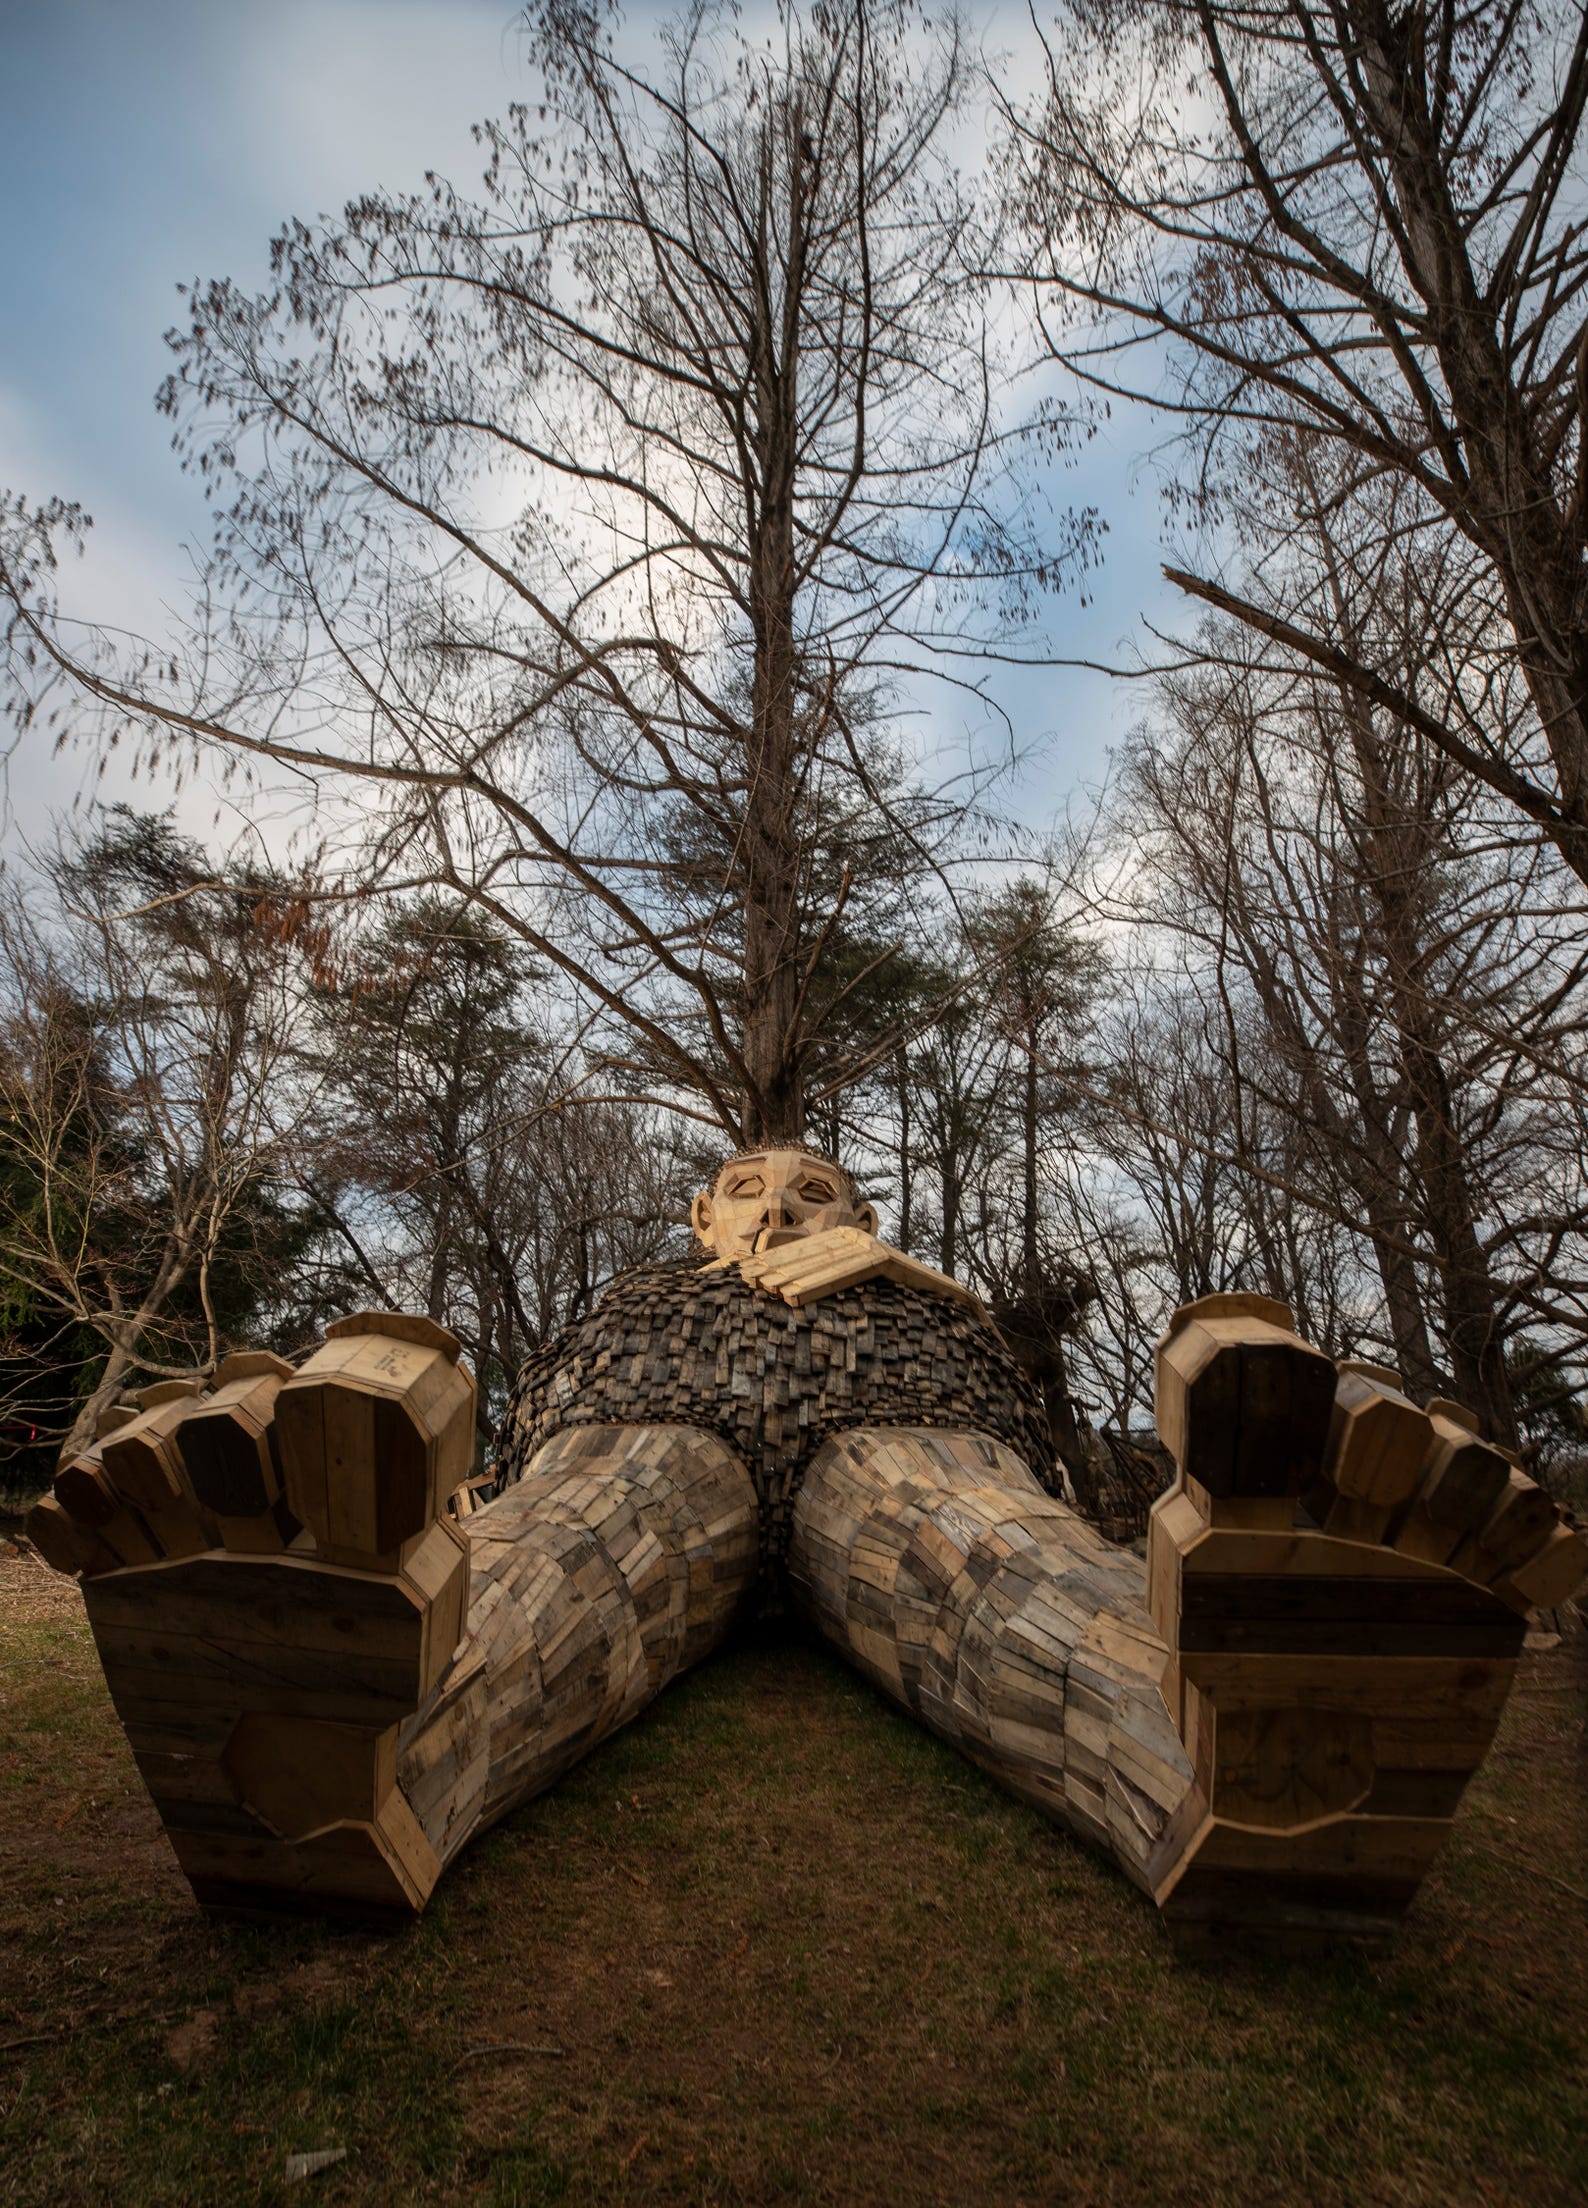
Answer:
top-left (401, 1422), bottom-right (759, 1859)
top-left (787, 1425), bottom-right (1194, 1896)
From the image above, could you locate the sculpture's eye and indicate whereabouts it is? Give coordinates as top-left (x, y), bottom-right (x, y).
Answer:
top-left (799, 1178), bottom-right (836, 1203)
top-left (727, 1174), bottom-right (765, 1198)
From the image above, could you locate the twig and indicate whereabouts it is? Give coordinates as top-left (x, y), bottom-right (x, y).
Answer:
top-left (453, 2041), bottom-right (566, 2065)
top-left (2, 2013), bottom-right (186, 2057)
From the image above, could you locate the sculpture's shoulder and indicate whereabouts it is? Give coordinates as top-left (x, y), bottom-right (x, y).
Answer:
top-left (511, 1247), bottom-right (1005, 1409)
top-left (578, 1251), bottom-right (716, 1318)
top-left (547, 1244), bottom-right (981, 1334)
top-left (514, 1253), bottom-right (718, 1378)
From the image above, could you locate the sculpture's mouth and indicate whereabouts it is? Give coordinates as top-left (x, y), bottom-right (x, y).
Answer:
top-left (752, 1225), bottom-right (806, 1253)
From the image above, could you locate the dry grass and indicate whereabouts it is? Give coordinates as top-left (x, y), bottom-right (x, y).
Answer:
top-left (1, 1542), bottom-right (1585, 2208)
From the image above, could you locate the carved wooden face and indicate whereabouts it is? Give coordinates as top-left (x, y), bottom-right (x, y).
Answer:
top-left (691, 1147), bottom-right (877, 1259)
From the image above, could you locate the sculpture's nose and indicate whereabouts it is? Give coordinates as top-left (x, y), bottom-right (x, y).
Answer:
top-left (754, 1193), bottom-right (802, 1251)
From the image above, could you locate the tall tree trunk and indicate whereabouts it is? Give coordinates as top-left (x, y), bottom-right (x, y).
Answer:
top-left (1376, 1237), bottom-right (1444, 1404)
top-left (1395, 1015), bottom-right (1518, 1445)
top-left (425, 985), bottom-right (471, 1325)
top-left (939, 1142), bottom-right (960, 1279)
top-left (740, 119), bottom-right (807, 1145)
top-left (896, 1044), bottom-right (913, 1253)
top-left (1336, 694), bottom-right (1519, 1444)
top-left (62, 1340), bottom-right (137, 1464)
top-left (1332, 997), bottom-right (1443, 1398)
top-left (938, 1197), bottom-right (958, 1281)
top-left (1022, 1026), bottom-right (1041, 1301)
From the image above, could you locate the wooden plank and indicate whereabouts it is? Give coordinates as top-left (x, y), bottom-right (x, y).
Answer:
top-left (1498, 1522), bottom-right (1588, 1610)
top-left (213, 1349), bottom-right (294, 1386)
top-left (94, 1504), bottom-right (163, 1569)
top-left (1416, 1417), bottom-right (1514, 1536)
top-left (25, 1494), bottom-right (91, 1575)
top-left (1323, 1369), bottom-right (1431, 1509)
top-left (1181, 1524), bottom-right (1470, 1581)
top-left (275, 1328), bottom-right (474, 1567)
top-left (83, 1550), bottom-right (429, 1660)
top-left (325, 1309), bottom-right (462, 1358)
top-left (135, 1380), bottom-right (204, 1410)
top-left (1451, 1471), bottom-right (1562, 1581)
top-left (1153, 1297), bottom-right (1336, 1500)
top-left (213, 1498), bottom-right (298, 1556)
top-left (177, 1369), bottom-right (289, 1518)
top-left (1172, 1650), bottom-right (1516, 1719)
top-left (1185, 1811), bottom-right (1451, 1883)
top-left (54, 1456), bottom-right (123, 1527)
top-left (170, 1821), bottom-right (433, 1915)
top-left (136, 1495), bottom-right (210, 1561)
top-left (224, 1713), bottom-right (397, 1838)
top-left (1176, 1570), bottom-right (1522, 1659)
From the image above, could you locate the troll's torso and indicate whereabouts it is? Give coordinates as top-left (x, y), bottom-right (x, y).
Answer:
top-left (491, 1258), bottom-right (1057, 1565)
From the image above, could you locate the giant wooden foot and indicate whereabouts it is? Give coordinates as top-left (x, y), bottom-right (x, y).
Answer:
top-left (788, 1297), bottom-right (1586, 1953)
top-left (1145, 1295), bottom-right (1587, 1949)
top-left (27, 1315), bottom-right (474, 1918)
top-left (28, 1336), bottom-right (761, 1921)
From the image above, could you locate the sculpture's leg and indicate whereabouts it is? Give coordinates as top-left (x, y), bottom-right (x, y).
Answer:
top-left (396, 1422), bottom-right (759, 1872)
top-left (29, 1319), bottom-right (758, 1919)
top-left (788, 1427), bottom-right (1194, 1897)
top-left (790, 1304), bottom-right (1585, 1951)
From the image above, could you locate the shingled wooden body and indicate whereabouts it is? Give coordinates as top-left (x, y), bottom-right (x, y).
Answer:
top-left (25, 1192), bottom-right (1587, 1949)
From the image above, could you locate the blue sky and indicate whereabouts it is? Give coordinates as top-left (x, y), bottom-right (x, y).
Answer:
top-left (0, 0), bottom-right (1179, 858)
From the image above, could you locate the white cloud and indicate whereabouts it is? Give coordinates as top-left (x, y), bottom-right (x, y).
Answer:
top-left (224, 0), bottom-right (528, 217)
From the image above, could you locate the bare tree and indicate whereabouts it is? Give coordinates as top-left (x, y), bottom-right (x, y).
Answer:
top-left (0, 813), bottom-right (318, 1458)
top-left (1118, 603), bottom-right (1588, 1446)
top-left (305, 894), bottom-right (695, 1431)
top-left (1007, 0), bottom-right (1588, 882)
top-left (900, 982), bottom-right (1008, 1282)
top-left (1013, 946), bottom-right (1392, 1470)
top-left (2, 0), bottom-right (1056, 1145)
top-left (1090, 974), bottom-right (1253, 1312)
top-left (948, 880), bottom-right (1104, 1465)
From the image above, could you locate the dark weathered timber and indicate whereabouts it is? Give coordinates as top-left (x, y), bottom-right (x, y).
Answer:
top-left (26, 1265), bottom-right (1588, 1952)
top-left (491, 1258), bottom-right (1056, 1567)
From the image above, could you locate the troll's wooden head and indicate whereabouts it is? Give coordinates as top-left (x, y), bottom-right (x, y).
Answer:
top-left (690, 1147), bottom-right (878, 1260)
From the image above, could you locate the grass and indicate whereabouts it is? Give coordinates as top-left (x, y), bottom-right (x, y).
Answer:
top-left (2, 1545), bottom-right (1585, 2208)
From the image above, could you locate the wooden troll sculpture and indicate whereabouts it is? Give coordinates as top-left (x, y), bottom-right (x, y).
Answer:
top-left (27, 1147), bottom-right (1588, 1951)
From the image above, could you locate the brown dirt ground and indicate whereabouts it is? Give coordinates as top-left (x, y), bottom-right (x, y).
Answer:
top-left (2, 1541), bottom-right (1585, 2208)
